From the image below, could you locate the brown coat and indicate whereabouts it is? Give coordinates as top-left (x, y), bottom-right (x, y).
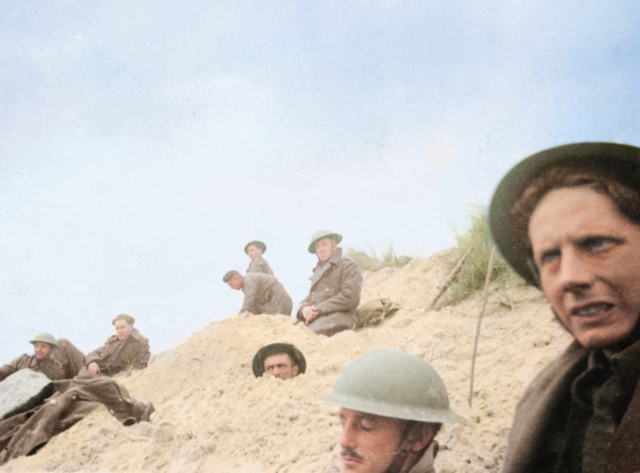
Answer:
top-left (241, 272), bottom-right (293, 316)
top-left (247, 255), bottom-right (274, 275)
top-left (86, 328), bottom-right (150, 377)
top-left (297, 248), bottom-right (363, 336)
top-left (0, 354), bottom-right (65, 383)
top-left (51, 339), bottom-right (86, 379)
top-left (503, 338), bottom-right (640, 473)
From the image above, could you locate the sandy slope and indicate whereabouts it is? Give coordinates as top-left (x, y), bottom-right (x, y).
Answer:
top-left (0, 249), bottom-right (572, 473)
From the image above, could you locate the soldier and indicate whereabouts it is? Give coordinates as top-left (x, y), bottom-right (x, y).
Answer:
top-left (0, 333), bottom-right (65, 383)
top-left (244, 240), bottom-right (274, 275)
top-left (321, 350), bottom-right (457, 473)
top-left (72, 314), bottom-right (153, 425)
top-left (85, 314), bottom-right (150, 376)
top-left (252, 343), bottom-right (306, 380)
top-left (489, 142), bottom-right (640, 472)
top-left (223, 270), bottom-right (293, 316)
top-left (297, 229), bottom-right (363, 336)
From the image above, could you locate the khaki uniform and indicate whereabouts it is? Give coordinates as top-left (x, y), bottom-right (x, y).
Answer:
top-left (297, 248), bottom-right (363, 336)
top-left (0, 329), bottom-right (153, 466)
top-left (246, 254), bottom-right (274, 275)
top-left (0, 354), bottom-right (65, 383)
top-left (86, 328), bottom-right (150, 376)
top-left (241, 273), bottom-right (293, 316)
top-left (51, 339), bottom-right (86, 379)
top-left (503, 338), bottom-right (640, 473)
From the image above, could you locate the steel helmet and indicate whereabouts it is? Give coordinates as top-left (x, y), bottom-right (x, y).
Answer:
top-left (308, 229), bottom-right (343, 253)
top-left (29, 332), bottom-right (58, 347)
top-left (320, 349), bottom-right (458, 423)
top-left (244, 240), bottom-right (267, 254)
top-left (488, 142), bottom-right (640, 287)
top-left (252, 343), bottom-right (307, 377)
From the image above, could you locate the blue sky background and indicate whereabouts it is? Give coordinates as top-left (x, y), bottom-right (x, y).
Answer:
top-left (1, 1), bottom-right (639, 362)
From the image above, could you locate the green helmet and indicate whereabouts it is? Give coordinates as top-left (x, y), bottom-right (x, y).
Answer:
top-left (30, 332), bottom-right (58, 347)
top-left (308, 229), bottom-right (343, 253)
top-left (320, 349), bottom-right (458, 423)
top-left (244, 240), bottom-right (267, 254)
top-left (252, 343), bottom-right (307, 378)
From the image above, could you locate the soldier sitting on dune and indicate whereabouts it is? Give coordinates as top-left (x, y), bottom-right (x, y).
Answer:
top-left (244, 239), bottom-right (274, 275)
top-left (0, 315), bottom-right (154, 465)
top-left (297, 229), bottom-right (363, 336)
top-left (223, 270), bottom-right (293, 316)
top-left (0, 332), bottom-right (85, 383)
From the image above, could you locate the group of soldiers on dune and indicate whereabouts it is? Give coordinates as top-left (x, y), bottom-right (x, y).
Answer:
top-left (223, 228), bottom-right (364, 337)
top-left (4, 142), bottom-right (640, 473)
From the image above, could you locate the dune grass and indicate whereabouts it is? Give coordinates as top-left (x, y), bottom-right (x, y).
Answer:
top-left (346, 244), bottom-right (411, 272)
top-left (445, 205), bottom-right (526, 305)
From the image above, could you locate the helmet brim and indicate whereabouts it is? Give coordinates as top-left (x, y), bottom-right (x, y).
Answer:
top-left (489, 142), bottom-right (640, 287)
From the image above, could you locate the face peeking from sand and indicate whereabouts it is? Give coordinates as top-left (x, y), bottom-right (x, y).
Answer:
top-left (263, 353), bottom-right (299, 380)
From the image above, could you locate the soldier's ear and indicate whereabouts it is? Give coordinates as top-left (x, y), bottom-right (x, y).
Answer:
top-left (401, 423), bottom-right (436, 453)
top-left (292, 365), bottom-right (299, 377)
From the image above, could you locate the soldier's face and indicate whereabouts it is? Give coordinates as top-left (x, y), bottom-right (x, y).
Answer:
top-left (33, 342), bottom-right (52, 360)
top-left (529, 186), bottom-right (640, 348)
top-left (247, 245), bottom-right (262, 261)
top-left (263, 353), bottom-right (299, 379)
top-left (315, 238), bottom-right (338, 263)
top-left (114, 320), bottom-right (133, 341)
top-left (228, 275), bottom-right (243, 290)
top-left (337, 408), bottom-right (407, 473)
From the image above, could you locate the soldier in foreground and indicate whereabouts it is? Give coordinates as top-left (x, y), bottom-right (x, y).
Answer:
top-left (321, 349), bottom-right (457, 473)
top-left (252, 342), bottom-right (306, 380)
top-left (297, 229), bottom-right (363, 336)
top-left (489, 142), bottom-right (640, 472)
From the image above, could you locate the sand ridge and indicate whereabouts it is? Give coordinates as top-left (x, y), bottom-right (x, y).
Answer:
top-left (0, 249), bottom-right (572, 473)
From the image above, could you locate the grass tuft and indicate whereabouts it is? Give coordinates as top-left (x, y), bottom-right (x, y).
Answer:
top-left (445, 205), bottom-right (525, 305)
top-left (346, 244), bottom-right (411, 272)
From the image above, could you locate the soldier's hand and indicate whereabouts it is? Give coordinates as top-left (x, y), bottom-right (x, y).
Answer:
top-left (302, 305), bottom-right (319, 324)
top-left (88, 361), bottom-right (101, 374)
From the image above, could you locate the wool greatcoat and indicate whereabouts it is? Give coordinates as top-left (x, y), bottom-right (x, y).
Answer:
top-left (297, 248), bottom-right (363, 336)
top-left (246, 254), bottom-right (274, 275)
top-left (503, 337), bottom-right (640, 473)
top-left (0, 353), bottom-right (65, 383)
top-left (52, 339), bottom-right (86, 379)
top-left (241, 272), bottom-right (292, 316)
top-left (85, 328), bottom-right (150, 376)
top-left (0, 329), bottom-right (153, 465)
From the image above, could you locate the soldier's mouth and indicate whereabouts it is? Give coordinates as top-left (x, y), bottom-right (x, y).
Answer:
top-left (573, 303), bottom-right (612, 316)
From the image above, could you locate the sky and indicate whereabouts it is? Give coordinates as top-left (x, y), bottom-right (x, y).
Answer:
top-left (1, 1), bottom-right (639, 363)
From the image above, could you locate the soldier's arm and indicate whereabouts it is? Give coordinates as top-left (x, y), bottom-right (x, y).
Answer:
top-left (85, 343), bottom-right (107, 367)
top-left (315, 260), bottom-right (363, 316)
top-left (131, 337), bottom-right (151, 369)
top-left (242, 275), bottom-right (268, 314)
top-left (0, 355), bottom-right (29, 383)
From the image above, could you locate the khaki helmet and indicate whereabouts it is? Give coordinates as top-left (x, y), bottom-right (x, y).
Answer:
top-left (30, 332), bottom-right (58, 347)
top-left (252, 343), bottom-right (307, 378)
top-left (244, 240), bottom-right (267, 254)
top-left (320, 349), bottom-right (458, 423)
top-left (488, 142), bottom-right (640, 287)
top-left (308, 229), bottom-right (343, 254)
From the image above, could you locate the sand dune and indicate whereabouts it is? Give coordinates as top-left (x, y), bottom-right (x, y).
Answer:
top-left (0, 248), bottom-right (572, 473)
